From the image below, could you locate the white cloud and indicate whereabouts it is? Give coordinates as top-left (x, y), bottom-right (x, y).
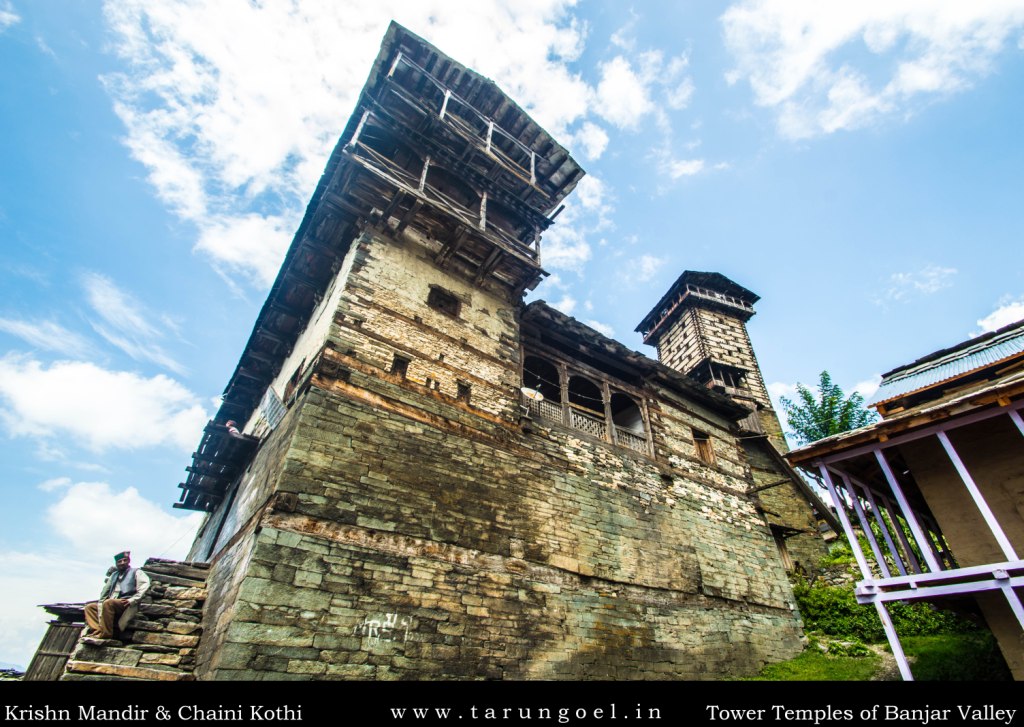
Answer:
top-left (0, 355), bottom-right (209, 452)
top-left (976, 297), bottom-right (1024, 333)
top-left (540, 175), bottom-right (612, 273)
top-left (664, 55), bottom-right (695, 109)
top-left (551, 295), bottom-right (577, 316)
top-left (625, 253), bottom-right (666, 284)
top-left (595, 55), bottom-right (654, 129)
top-left (0, 318), bottom-right (95, 358)
top-left (0, 1), bottom-right (20, 32)
top-left (767, 380), bottom-right (799, 407)
top-left (610, 11), bottom-right (639, 51)
top-left (570, 121), bottom-right (610, 161)
top-left (195, 213), bottom-right (297, 287)
top-left (47, 481), bottom-right (203, 562)
top-left (101, 1), bottom-right (590, 289)
top-left (0, 481), bottom-right (201, 670)
top-left (83, 272), bottom-right (186, 374)
top-left (722, 1), bottom-right (1024, 139)
top-left (660, 156), bottom-right (706, 180)
top-left (878, 264), bottom-right (957, 302)
top-left (584, 319), bottom-right (615, 337)
top-left (853, 374), bottom-right (882, 400)
top-left (38, 476), bottom-right (72, 492)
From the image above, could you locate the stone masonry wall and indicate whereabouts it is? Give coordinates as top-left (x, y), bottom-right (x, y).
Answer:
top-left (204, 380), bottom-right (803, 679)
top-left (330, 231), bottom-right (520, 422)
top-left (742, 440), bottom-right (827, 574)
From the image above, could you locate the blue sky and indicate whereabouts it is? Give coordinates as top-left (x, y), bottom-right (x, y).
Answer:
top-left (2, 1), bottom-right (1023, 669)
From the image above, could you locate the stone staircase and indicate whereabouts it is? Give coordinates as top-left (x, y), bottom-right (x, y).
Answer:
top-left (62, 558), bottom-right (209, 681)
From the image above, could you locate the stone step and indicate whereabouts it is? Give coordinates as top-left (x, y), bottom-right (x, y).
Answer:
top-left (143, 560), bottom-right (210, 581)
top-left (147, 572), bottom-right (206, 588)
top-left (66, 660), bottom-right (194, 681)
top-left (131, 630), bottom-right (201, 648)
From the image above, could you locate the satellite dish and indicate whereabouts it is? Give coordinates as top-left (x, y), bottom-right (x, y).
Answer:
top-left (520, 387), bottom-right (544, 402)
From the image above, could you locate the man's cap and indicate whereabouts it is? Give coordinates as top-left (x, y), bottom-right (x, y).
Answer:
top-left (114, 551), bottom-right (130, 562)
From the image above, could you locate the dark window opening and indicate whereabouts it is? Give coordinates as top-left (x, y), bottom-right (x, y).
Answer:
top-left (610, 392), bottom-right (643, 434)
top-left (693, 429), bottom-right (715, 465)
top-left (391, 354), bottom-right (410, 379)
top-left (522, 355), bottom-right (560, 401)
top-left (427, 286), bottom-right (461, 317)
top-left (457, 382), bottom-right (471, 403)
top-left (567, 375), bottom-right (603, 415)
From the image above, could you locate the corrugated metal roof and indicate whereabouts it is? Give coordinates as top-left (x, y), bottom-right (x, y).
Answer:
top-left (869, 323), bottom-right (1024, 405)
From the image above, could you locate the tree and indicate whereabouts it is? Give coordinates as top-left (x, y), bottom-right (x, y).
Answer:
top-left (780, 371), bottom-right (878, 445)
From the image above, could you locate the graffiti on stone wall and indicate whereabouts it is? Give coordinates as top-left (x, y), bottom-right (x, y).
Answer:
top-left (353, 613), bottom-right (411, 645)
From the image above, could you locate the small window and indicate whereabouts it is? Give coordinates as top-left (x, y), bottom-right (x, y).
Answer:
top-left (693, 429), bottom-right (715, 465)
top-left (427, 286), bottom-right (461, 317)
top-left (457, 381), bottom-right (471, 403)
top-left (391, 354), bottom-right (410, 379)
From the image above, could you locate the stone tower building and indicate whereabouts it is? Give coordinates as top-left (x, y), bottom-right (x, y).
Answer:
top-left (171, 23), bottom-right (815, 680)
top-left (637, 272), bottom-right (833, 573)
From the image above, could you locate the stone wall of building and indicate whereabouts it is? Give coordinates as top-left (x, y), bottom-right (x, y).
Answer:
top-left (199, 375), bottom-right (803, 679)
top-left (742, 439), bottom-right (827, 574)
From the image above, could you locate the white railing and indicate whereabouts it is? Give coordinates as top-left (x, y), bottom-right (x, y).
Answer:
top-left (614, 427), bottom-right (648, 454)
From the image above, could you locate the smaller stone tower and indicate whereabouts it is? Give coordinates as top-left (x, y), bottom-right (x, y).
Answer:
top-left (635, 271), bottom-right (780, 440)
top-left (636, 271), bottom-right (834, 572)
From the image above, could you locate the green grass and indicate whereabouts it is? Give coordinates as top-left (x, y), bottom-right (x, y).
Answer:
top-left (746, 633), bottom-right (1011, 681)
top-left (745, 649), bottom-right (881, 681)
top-left (901, 634), bottom-right (1011, 681)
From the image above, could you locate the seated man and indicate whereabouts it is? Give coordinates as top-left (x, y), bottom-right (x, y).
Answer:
top-left (83, 551), bottom-right (151, 640)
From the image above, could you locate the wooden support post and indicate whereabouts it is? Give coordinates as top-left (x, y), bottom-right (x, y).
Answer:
top-left (418, 156), bottom-right (431, 192)
top-left (440, 89), bottom-right (451, 120)
top-left (1009, 408), bottom-right (1024, 438)
top-left (348, 110), bottom-right (369, 149)
top-left (602, 382), bottom-right (614, 444)
top-left (818, 464), bottom-right (874, 580)
top-left (844, 475), bottom-right (892, 578)
top-left (875, 601), bottom-right (914, 681)
top-left (862, 487), bottom-right (908, 576)
top-left (387, 52), bottom-right (402, 78)
top-left (874, 448), bottom-right (942, 572)
top-left (479, 191), bottom-right (488, 231)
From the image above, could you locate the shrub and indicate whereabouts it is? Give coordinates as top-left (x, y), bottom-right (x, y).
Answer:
top-left (791, 578), bottom-right (977, 642)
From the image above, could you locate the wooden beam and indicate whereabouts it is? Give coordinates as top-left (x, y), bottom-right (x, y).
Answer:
top-left (394, 199), bottom-right (423, 234)
top-left (473, 248), bottom-right (504, 287)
